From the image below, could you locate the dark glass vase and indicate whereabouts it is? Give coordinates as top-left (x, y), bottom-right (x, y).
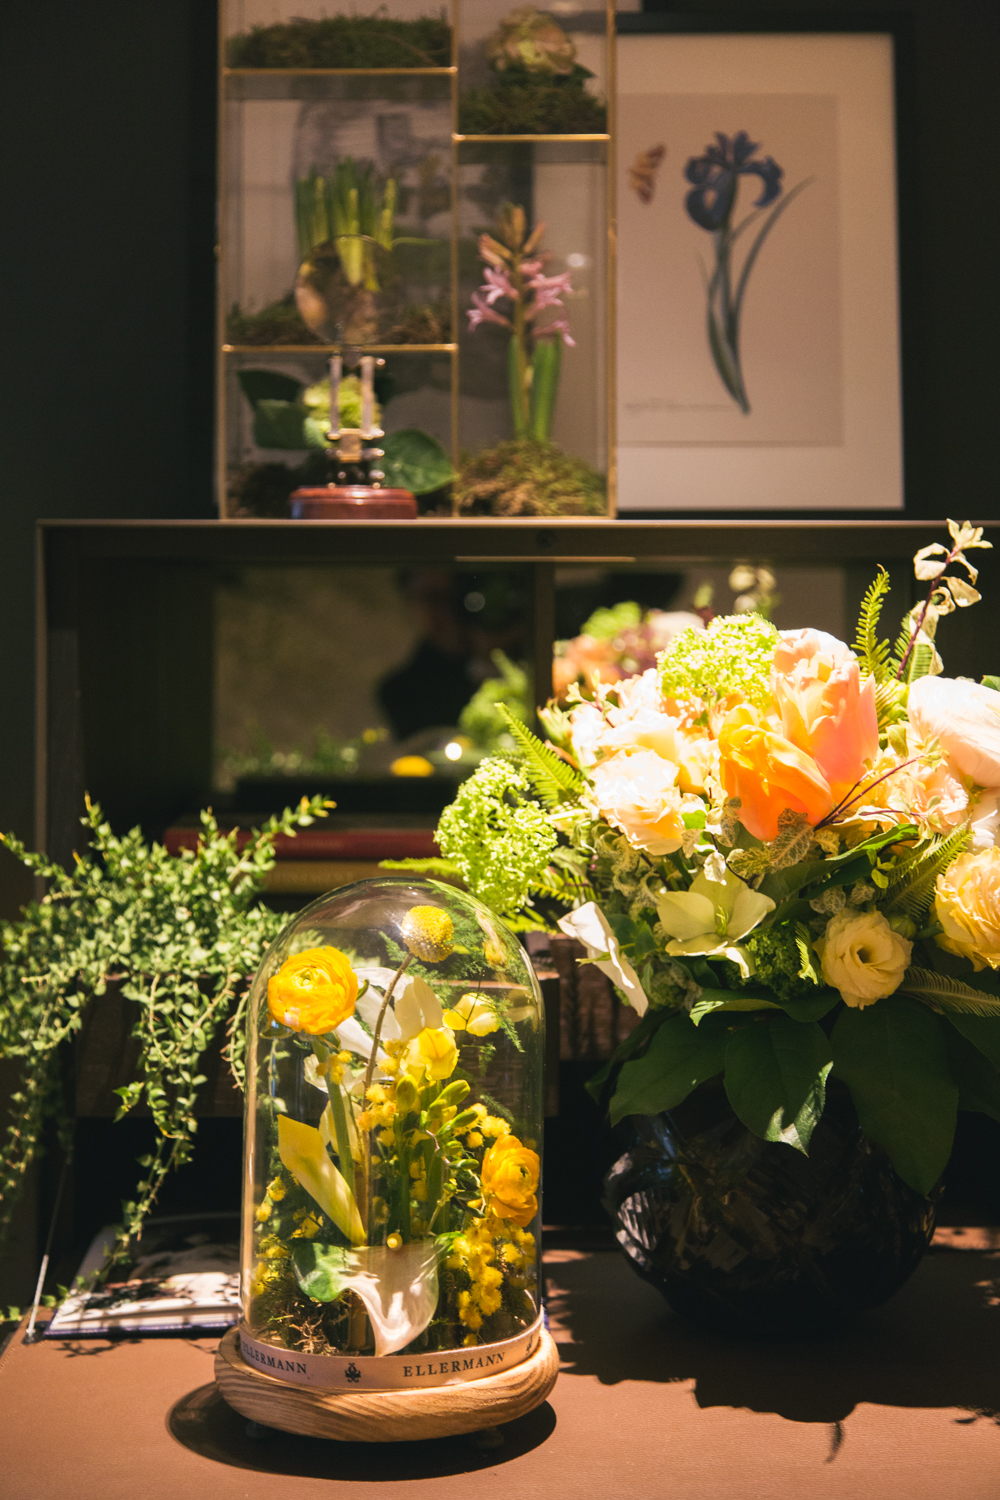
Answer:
top-left (603, 1079), bottom-right (936, 1338)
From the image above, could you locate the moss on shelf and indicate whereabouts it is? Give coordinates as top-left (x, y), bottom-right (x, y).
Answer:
top-left (227, 14), bottom-right (452, 70)
top-left (455, 439), bottom-right (606, 517)
top-left (458, 67), bottom-right (606, 136)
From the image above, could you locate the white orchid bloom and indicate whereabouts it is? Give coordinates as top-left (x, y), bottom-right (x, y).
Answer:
top-left (558, 901), bottom-right (648, 1015)
top-left (654, 867), bottom-right (774, 978)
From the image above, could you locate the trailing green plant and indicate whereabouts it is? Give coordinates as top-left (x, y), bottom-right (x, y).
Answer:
top-left (458, 651), bottom-right (531, 752)
top-left (0, 795), bottom-right (330, 1274)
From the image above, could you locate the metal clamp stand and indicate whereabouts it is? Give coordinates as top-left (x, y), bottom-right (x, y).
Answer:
top-left (288, 354), bottom-right (417, 520)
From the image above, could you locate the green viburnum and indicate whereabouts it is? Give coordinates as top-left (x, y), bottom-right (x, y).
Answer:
top-left (658, 612), bottom-right (779, 711)
top-left (435, 757), bottom-right (558, 917)
top-left (0, 794), bottom-right (330, 1274)
top-left (743, 924), bottom-right (820, 1003)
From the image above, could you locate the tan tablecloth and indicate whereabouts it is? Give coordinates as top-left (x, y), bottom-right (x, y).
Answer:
top-left (2, 1244), bottom-right (1000, 1499)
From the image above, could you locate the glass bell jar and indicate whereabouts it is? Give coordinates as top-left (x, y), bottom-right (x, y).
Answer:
top-left (240, 876), bottom-right (544, 1390)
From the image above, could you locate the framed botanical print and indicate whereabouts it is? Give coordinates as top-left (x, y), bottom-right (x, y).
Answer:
top-left (615, 16), bottom-right (905, 512)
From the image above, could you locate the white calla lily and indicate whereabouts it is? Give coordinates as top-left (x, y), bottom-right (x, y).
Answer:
top-left (557, 901), bottom-right (649, 1015)
top-left (654, 867), bottom-right (774, 977)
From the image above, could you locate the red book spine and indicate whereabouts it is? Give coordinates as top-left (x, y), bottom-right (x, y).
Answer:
top-left (164, 828), bottom-right (440, 861)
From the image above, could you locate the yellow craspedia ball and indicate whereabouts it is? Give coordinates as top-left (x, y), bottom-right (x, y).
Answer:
top-left (267, 946), bottom-right (358, 1035)
top-left (400, 905), bottom-right (454, 962)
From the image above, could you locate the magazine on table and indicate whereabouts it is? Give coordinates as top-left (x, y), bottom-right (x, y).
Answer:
top-left (45, 1211), bottom-right (241, 1338)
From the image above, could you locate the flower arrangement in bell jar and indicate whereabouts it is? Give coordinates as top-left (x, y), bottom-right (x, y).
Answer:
top-left (244, 881), bottom-right (543, 1359)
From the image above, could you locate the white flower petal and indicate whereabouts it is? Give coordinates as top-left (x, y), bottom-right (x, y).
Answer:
top-left (654, 890), bottom-right (716, 942)
top-left (728, 886), bottom-right (776, 941)
top-left (557, 902), bottom-right (648, 1015)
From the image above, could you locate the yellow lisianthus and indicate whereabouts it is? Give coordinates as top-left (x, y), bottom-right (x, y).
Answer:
top-left (481, 1134), bottom-right (539, 1227)
top-left (402, 1025), bottom-right (458, 1082)
top-left (267, 946), bottom-right (358, 1035)
top-left (443, 992), bottom-right (500, 1037)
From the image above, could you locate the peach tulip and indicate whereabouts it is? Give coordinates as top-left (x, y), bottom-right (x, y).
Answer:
top-left (771, 630), bottom-right (878, 800)
top-left (718, 703), bottom-right (834, 842)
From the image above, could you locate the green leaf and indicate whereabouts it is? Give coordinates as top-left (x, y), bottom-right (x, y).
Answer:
top-left (497, 705), bottom-right (583, 806)
top-left (378, 856), bottom-right (463, 880)
top-left (253, 398), bottom-right (313, 450)
top-left (946, 1012), bottom-right (1000, 1070)
top-left (291, 1240), bottom-right (350, 1302)
top-left (723, 1015), bottom-right (833, 1154)
top-left (982, 675), bottom-right (1000, 693)
top-left (237, 369), bottom-right (303, 406)
top-left (690, 990), bottom-right (782, 1026)
top-left (831, 996), bottom-right (957, 1195)
top-left (945, 1026), bottom-right (1000, 1124)
top-left (380, 428), bottom-right (455, 495)
top-left (609, 1013), bottom-right (727, 1126)
top-left (780, 988), bottom-right (840, 1023)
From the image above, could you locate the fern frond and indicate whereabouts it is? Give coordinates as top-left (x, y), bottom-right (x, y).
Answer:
top-left (874, 678), bottom-right (908, 727)
top-left (854, 567), bottom-right (894, 683)
top-left (898, 968), bottom-right (1000, 1017)
top-left (882, 824), bottom-right (971, 918)
top-left (498, 704), bottom-right (583, 806)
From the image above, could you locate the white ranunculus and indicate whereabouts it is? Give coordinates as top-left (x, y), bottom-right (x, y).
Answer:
top-left (907, 675), bottom-right (1000, 787)
top-left (557, 902), bottom-right (648, 1015)
top-left (654, 867), bottom-right (774, 978)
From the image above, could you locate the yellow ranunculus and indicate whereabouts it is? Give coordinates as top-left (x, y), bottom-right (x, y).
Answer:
top-left (934, 848), bottom-right (1000, 971)
top-left (814, 908), bottom-right (911, 1009)
top-left (402, 1025), bottom-right (458, 1082)
top-left (443, 992), bottom-right (500, 1037)
top-left (481, 1134), bottom-right (539, 1227)
top-left (267, 946), bottom-right (358, 1035)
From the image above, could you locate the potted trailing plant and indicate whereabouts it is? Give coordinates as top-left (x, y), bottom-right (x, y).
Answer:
top-left (0, 796), bottom-right (329, 1295)
top-left (415, 522), bottom-right (1000, 1335)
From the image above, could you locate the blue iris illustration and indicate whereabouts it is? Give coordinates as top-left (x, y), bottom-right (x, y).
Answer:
top-left (683, 131), bottom-right (811, 414)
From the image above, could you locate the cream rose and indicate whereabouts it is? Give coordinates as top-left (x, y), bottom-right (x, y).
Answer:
top-left (587, 748), bottom-right (690, 855)
top-left (907, 676), bottom-right (1000, 787)
top-left (934, 847), bottom-right (1000, 971)
top-left (814, 908), bottom-right (912, 1009)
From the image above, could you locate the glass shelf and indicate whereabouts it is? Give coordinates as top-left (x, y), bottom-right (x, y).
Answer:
top-left (223, 344), bottom-right (458, 354)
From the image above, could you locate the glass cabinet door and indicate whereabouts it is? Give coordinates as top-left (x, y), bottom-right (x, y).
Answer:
top-left (218, 0), bottom-right (614, 517)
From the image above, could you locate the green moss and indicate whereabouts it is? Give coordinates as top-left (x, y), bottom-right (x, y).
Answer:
top-left (228, 15), bottom-right (452, 70)
top-left (455, 439), bottom-right (606, 517)
top-left (458, 67), bottom-right (606, 135)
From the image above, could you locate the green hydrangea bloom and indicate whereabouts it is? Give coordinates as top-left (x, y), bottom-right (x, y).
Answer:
top-left (436, 758), bottom-right (557, 916)
top-left (744, 926), bottom-right (818, 1002)
top-left (658, 612), bottom-right (779, 710)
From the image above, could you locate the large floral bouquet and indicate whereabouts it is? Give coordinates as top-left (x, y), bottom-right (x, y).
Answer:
top-left (434, 523), bottom-right (1000, 1196)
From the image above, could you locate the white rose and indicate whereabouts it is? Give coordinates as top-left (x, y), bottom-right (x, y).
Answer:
top-left (814, 909), bottom-right (912, 1009)
top-left (588, 748), bottom-right (689, 855)
top-left (568, 701), bottom-right (607, 769)
top-left (907, 676), bottom-right (1000, 787)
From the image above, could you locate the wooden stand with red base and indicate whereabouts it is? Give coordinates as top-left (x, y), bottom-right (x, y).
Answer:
top-left (214, 1325), bottom-right (559, 1442)
top-left (288, 485), bottom-right (417, 520)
